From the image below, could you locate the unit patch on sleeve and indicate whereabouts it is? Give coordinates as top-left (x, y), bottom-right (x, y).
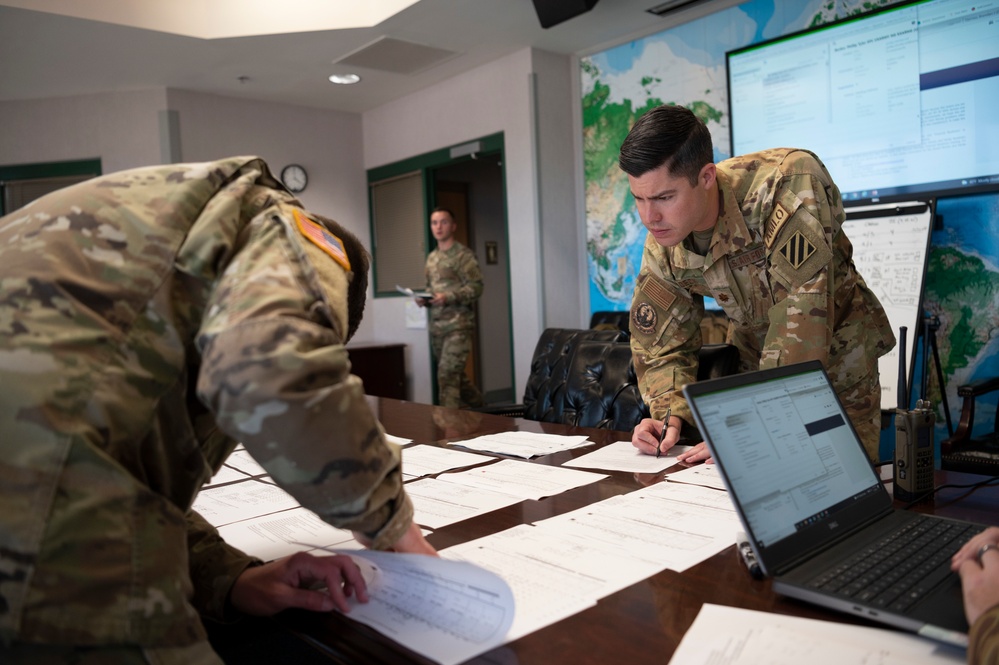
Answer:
top-left (777, 231), bottom-right (816, 269)
top-left (293, 209), bottom-right (351, 271)
top-left (632, 301), bottom-right (658, 334)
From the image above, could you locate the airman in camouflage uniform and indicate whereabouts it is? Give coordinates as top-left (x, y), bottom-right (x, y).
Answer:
top-left (621, 105), bottom-right (894, 463)
top-left (418, 207), bottom-right (484, 409)
top-left (0, 156), bottom-right (433, 662)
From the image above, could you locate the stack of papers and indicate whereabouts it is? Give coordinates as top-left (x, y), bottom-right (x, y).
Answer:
top-left (442, 481), bottom-right (740, 642)
top-left (406, 460), bottom-right (607, 529)
top-left (670, 604), bottom-right (964, 664)
top-left (563, 440), bottom-right (692, 473)
top-left (401, 444), bottom-right (495, 479)
top-left (453, 430), bottom-right (593, 458)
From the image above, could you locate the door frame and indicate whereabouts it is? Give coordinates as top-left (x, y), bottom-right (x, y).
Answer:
top-left (366, 133), bottom-right (513, 405)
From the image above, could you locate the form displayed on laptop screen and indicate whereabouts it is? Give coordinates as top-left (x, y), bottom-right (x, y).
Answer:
top-left (693, 367), bottom-right (879, 547)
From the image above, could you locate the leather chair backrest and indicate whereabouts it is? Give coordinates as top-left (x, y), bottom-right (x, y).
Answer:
top-left (563, 339), bottom-right (649, 431)
top-left (561, 341), bottom-right (742, 432)
top-left (588, 310), bottom-right (630, 337)
top-left (522, 327), bottom-right (626, 423)
top-left (696, 343), bottom-right (741, 381)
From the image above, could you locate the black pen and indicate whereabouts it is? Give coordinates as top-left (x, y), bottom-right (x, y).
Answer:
top-left (736, 531), bottom-right (763, 579)
top-left (657, 406), bottom-right (670, 458)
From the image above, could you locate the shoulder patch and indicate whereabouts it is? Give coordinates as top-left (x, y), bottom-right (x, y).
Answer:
top-left (643, 274), bottom-right (677, 312)
top-left (293, 209), bottom-right (350, 272)
top-left (764, 202), bottom-right (792, 248)
top-left (777, 231), bottom-right (816, 269)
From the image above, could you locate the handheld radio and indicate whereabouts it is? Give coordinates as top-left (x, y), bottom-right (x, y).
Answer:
top-left (893, 325), bottom-right (935, 502)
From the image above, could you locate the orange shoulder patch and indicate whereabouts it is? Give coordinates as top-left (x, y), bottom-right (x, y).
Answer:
top-left (293, 209), bottom-right (350, 272)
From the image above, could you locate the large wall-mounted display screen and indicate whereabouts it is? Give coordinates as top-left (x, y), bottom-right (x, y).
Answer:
top-left (727, 0), bottom-right (999, 205)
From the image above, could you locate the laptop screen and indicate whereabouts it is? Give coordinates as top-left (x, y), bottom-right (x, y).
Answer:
top-left (685, 362), bottom-right (886, 551)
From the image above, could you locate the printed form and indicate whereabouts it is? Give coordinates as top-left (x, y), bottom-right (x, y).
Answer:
top-left (670, 604), bottom-right (963, 665)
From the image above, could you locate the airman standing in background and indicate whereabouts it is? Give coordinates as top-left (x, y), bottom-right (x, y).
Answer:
top-left (417, 207), bottom-right (484, 409)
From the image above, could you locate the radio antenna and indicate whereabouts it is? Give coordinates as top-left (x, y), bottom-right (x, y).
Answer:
top-left (897, 326), bottom-right (908, 410)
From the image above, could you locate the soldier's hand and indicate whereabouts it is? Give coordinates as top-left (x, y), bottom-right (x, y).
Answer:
top-left (675, 441), bottom-right (714, 465)
top-left (352, 521), bottom-right (438, 556)
top-left (631, 417), bottom-right (681, 456)
top-left (429, 293), bottom-right (447, 307)
top-left (229, 551), bottom-right (368, 616)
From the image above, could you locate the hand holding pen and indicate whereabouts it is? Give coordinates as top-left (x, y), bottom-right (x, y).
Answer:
top-left (656, 405), bottom-right (671, 458)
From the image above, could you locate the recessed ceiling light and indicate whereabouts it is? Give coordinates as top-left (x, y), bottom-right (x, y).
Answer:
top-left (329, 73), bottom-right (361, 85)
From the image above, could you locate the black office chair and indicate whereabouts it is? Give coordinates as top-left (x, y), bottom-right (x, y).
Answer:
top-left (561, 340), bottom-right (741, 432)
top-left (940, 376), bottom-right (999, 475)
top-left (474, 327), bottom-right (626, 419)
top-left (588, 310), bottom-right (630, 337)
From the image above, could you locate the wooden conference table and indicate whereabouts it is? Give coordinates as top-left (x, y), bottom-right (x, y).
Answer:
top-left (261, 397), bottom-right (998, 665)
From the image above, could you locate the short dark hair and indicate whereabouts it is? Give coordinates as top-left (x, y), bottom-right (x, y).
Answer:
top-left (311, 214), bottom-right (369, 342)
top-left (618, 104), bottom-right (714, 185)
top-left (431, 206), bottom-right (455, 221)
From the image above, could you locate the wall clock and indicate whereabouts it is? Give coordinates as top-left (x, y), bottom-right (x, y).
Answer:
top-left (280, 163), bottom-right (308, 193)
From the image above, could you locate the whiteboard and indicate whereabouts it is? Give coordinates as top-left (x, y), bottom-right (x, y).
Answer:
top-left (842, 201), bottom-right (934, 410)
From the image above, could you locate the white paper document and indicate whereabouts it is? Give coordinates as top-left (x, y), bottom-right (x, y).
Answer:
top-left (385, 433), bottom-right (413, 447)
top-left (443, 525), bottom-right (601, 641)
top-left (205, 464), bottom-right (253, 487)
top-left (563, 440), bottom-right (692, 473)
top-left (452, 430), bottom-right (593, 458)
top-left (193, 478), bottom-right (300, 527)
top-left (436, 458), bottom-right (607, 500)
top-left (665, 462), bottom-right (727, 490)
top-left (217, 506), bottom-right (358, 561)
top-left (670, 604), bottom-right (964, 665)
top-left (221, 447), bottom-right (268, 476)
top-left (405, 477), bottom-right (525, 529)
top-left (341, 549), bottom-right (515, 665)
top-left (402, 444), bottom-right (496, 479)
top-left (540, 481), bottom-right (739, 573)
top-left (395, 284), bottom-right (432, 299)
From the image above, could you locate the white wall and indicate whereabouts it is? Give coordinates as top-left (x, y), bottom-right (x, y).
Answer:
top-left (163, 89), bottom-right (376, 343)
top-left (0, 89), bottom-right (166, 173)
top-left (0, 47), bottom-right (588, 405)
top-left (362, 47), bottom-right (583, 403)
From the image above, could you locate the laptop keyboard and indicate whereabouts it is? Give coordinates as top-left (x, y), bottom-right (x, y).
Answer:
top-left (807, 516), bottom-right (983, 613)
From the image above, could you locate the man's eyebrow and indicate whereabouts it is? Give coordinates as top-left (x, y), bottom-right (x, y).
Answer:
top-left (632, 188), bottom-right (676, 198)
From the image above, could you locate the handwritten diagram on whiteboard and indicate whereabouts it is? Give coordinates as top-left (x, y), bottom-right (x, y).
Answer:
top-left (843, 201), bottom-right (933, 410)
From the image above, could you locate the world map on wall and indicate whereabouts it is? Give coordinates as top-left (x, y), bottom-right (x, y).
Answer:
top-left (581, 0), bottom-right (897, 313)
top-left (917, 193), bottom-right (999, 448)
top-left (581, 0), bottom-right (999, 460)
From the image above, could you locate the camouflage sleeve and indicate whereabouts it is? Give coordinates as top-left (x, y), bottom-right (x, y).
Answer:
top-left (196, 211), bottom-right (412, 551)
top-left (446, 247), bottom-right (483, 306)
top-left (761, 171), bottom-right (839, 369)
top-left (969, 604), bottom-right (999, 665)
top-left (186, 509), bottom-right (261, 622)
top-left (629, 240), bottom-right (704, 427)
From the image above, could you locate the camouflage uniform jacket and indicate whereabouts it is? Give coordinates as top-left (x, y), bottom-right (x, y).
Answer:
top-left (971, 604), bottom-right (999, 665)
top-left (0, 157), bottom-right (412, 647)
top-left (425, 241), bottom-right (483, 335)
top-left (629, 148), bottom-right (895, 427)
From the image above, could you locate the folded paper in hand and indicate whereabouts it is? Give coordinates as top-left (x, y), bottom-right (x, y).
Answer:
top-left (341, 549), bottom-right (515, 665)
top-left (396, 284), bottom-right (432, 299)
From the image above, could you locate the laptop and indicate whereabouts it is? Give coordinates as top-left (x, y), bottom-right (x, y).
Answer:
top-left (683, 360), bottom-right (984, 648)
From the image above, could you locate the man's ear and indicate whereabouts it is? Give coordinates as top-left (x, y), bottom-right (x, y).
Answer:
top-left (699, 162), bottom-right (717, 190)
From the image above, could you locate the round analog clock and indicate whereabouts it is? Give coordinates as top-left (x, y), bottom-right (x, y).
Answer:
top-left (280, 163), bottom-right (308, 193)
